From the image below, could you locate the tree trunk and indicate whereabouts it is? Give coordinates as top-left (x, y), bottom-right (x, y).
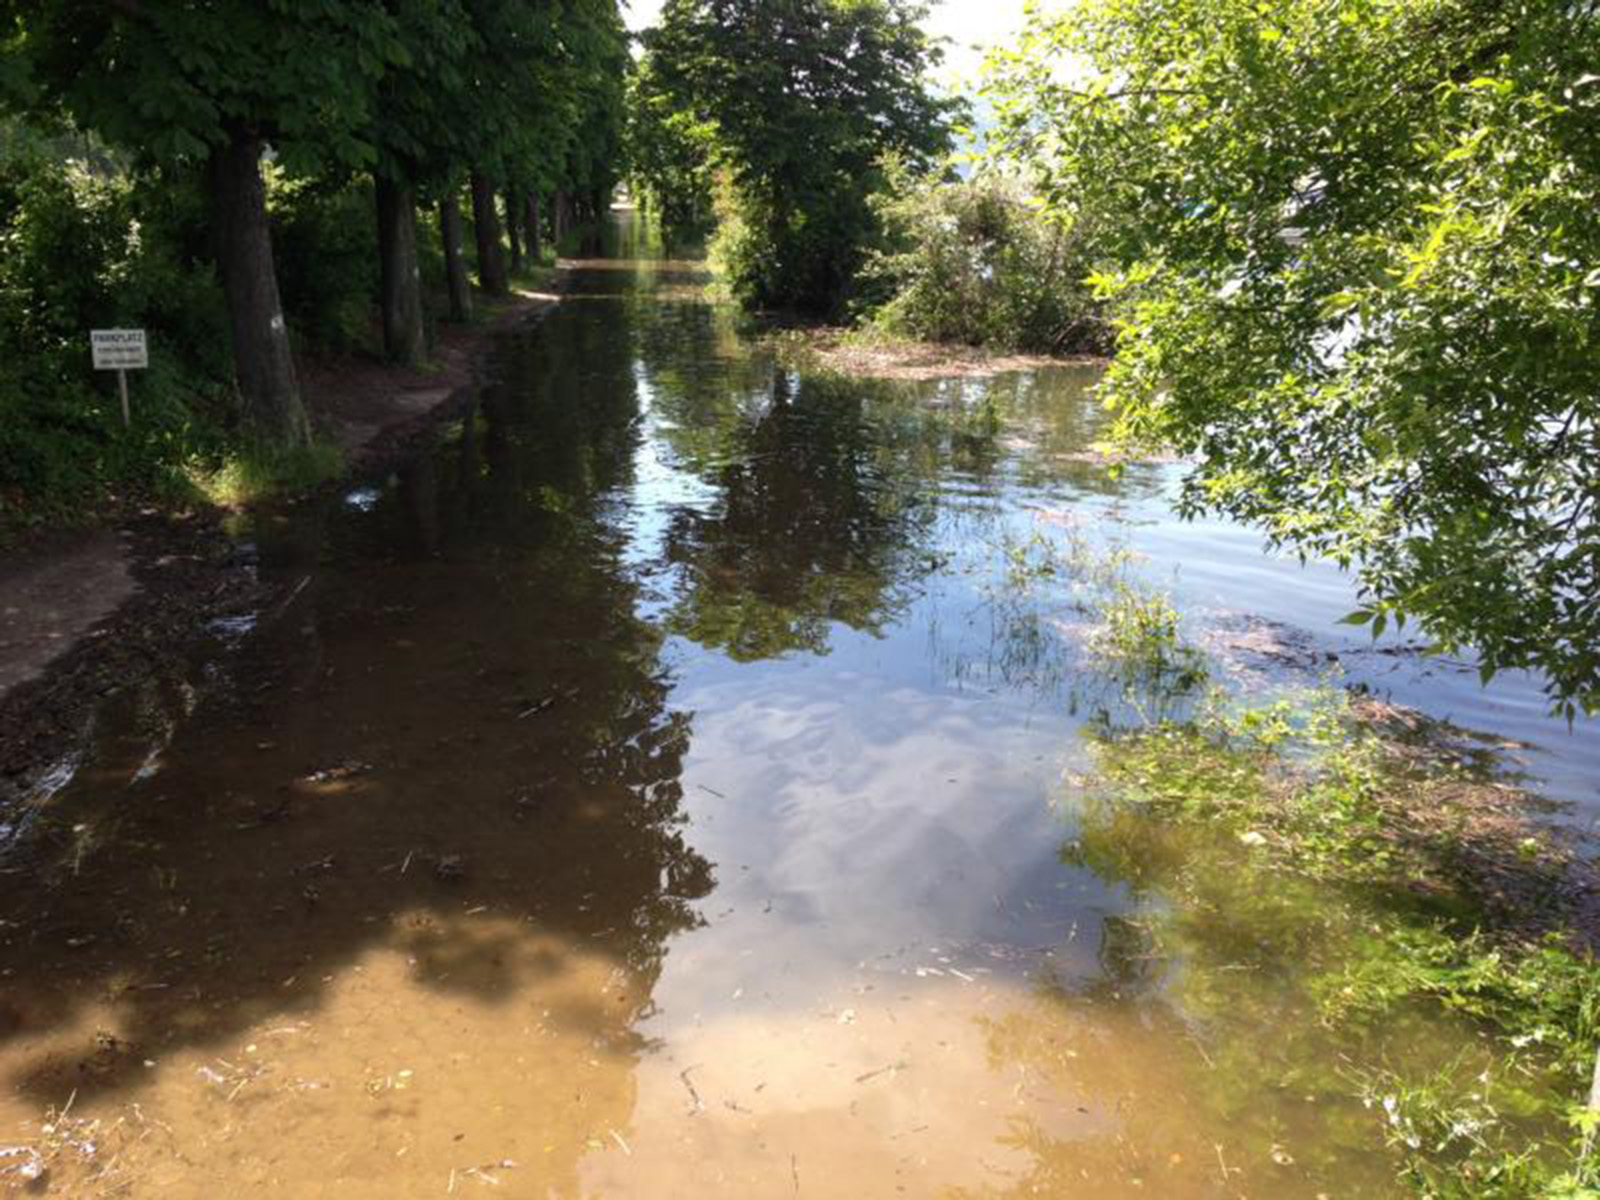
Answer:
top-left (207, 134), bottom-right (309, 448)
top-left (470, 171), bottom-right (508, 296)
top-left (523, 192), bottom-right (541, 263)
top-left (552, 189), bottom-right (568, 249)
top-left (376, 176), bottom-right (426, 366)
top-left (504, 188), bottom-right (523, 275)
top-left (439, 194), bottom-right (473, 323)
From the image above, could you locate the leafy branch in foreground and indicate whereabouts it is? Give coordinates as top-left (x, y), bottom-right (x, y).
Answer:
top-left (985, 0), bottom-right (1600, 714)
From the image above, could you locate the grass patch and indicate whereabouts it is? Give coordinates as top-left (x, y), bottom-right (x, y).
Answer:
top-left (1077, 689), bottom-right (1600, 1196)
top-left (1003, 523), bottom-right (1600, 1193)
top-left (186, 441), bottom-right (344, 509)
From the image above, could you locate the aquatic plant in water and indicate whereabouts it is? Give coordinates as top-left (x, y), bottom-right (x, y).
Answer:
top-left (1071, 684), bottom-right (1600, 1196)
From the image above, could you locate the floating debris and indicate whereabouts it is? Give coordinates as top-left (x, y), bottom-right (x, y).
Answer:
top-left (0, 1144), bottom-right (44, 1183)
top-left (301, 761), bottom-right (373, 784)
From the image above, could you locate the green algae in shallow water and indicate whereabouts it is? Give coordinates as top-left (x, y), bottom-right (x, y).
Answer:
top-left (1069, 701), bottom-right (1600, 1197)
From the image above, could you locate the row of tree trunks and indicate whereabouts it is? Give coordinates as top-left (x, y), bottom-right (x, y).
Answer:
top-left (209, 142), bottom-right (578, 449)
top-left (379, 173), bottom-right (601, 359)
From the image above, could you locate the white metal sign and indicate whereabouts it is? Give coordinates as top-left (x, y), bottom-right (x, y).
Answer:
top-left (90, 329), bottom-right (148, 426)
top-left (90, 328), bottom-right (148, 371)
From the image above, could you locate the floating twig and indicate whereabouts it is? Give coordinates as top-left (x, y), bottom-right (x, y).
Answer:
top-left (679, 1065), bottom-right (704, 1114)
top-left (854, 1062), bottom-right (904, 1084)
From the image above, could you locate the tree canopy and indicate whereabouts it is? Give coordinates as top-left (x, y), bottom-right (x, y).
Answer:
top-left (987, 0), bottom-right (1600, 713)
top-left (1, 0), bottom-right (631, 454)
top-left (4, 2), bottom-right (406, 172)
top-left (637, 0), bottom-right (956, 314)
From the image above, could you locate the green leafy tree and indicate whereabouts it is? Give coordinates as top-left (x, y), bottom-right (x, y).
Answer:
top-left (3, 2), bottom-right (408, 446)
top-left (369, 0), bottom-right (479, 364)
top-left (987, 0), bottom-right (1600, 713)
top-left (642, 0), bottom-right (955, 314)
top-left (458, 0), bottom-right (555, 294)
top-left (555, 0), bottom-right (630, 223)
top-left (626, 47), bottom-right (717, 236)
top-left (456, 0), bottom-right (628, 290)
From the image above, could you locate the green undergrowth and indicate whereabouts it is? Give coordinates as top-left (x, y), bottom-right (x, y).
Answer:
top-left (185, 441), bottom-right (345, 510)
top-left (1072, 639), bottom-right (1600, 1194)
top-left (0, 128), bottom-right (513, 544)
top-left (985, 520), bottom-right (1600, 1192)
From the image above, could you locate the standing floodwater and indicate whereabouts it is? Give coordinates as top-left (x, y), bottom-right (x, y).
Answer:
top-left (1, 221), bottom-right (1594, 1197)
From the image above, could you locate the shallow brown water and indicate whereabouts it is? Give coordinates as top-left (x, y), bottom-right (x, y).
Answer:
top-left (2, 220), bottom-right (1595, 1197)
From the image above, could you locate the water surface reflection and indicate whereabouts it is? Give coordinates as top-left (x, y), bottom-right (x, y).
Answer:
top-left (0, 221), bottom-right (1592, 1197)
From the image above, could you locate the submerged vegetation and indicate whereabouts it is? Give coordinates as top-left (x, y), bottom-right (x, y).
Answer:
top-left (1081, 701), bottom-right (1600, 1195)
top-left (1014, 522), bottom-right (1600, 1194)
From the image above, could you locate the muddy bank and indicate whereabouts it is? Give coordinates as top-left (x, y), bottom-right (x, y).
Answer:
top-left (0, 284), bottom-right (563, 817)
top-left (0, 515), bottom-right (259, 813)
top-left (0, 529), bottom-right (136, 700)
top-left (767, 324), bottom-right (1106, 381)
top-left (310, 283), bottom-right (561, 468)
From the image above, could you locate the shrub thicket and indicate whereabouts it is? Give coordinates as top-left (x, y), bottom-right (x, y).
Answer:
top-left (0, 135), bottom-right (415, 538)
top-left (861, 168), bottom-right (1109, 354)
top-left (268, 172), bottom-right (383, 359)
top-left (0, 145), bottom-right (234, 530)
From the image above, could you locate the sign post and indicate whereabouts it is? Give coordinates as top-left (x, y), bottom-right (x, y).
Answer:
top-left (90, 329), bottom-right (148, 427)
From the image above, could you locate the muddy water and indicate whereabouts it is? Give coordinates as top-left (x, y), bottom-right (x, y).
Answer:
top-left (2, 223), bottom-right (1596, 1198)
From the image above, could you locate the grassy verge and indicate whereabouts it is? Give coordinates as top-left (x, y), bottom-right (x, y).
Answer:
top-left (184, 441), bottom-right (345, 510)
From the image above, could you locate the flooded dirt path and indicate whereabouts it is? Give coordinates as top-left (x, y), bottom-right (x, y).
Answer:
top-left (2, 223), bottom-right (1595, 1197)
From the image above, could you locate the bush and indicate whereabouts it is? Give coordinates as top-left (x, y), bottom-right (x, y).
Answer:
top-left (861, 166), bottom-right (1109, 354)
top-left (0, 142), bottom-right (233, 534)
top-left (706, 170), bottom-right (883, 317)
